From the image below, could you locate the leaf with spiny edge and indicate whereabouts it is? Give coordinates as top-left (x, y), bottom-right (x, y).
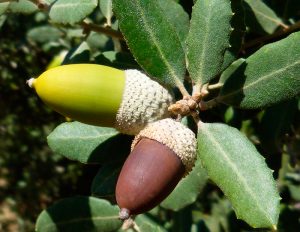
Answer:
top-left (187, 0), bottom-right (233, 86)
top-left (221, 0), bottom-right (246, 71)
top-left (218, 31), bottom-right (300, 109)
top-left (197, 122), bottom-right (280, 228)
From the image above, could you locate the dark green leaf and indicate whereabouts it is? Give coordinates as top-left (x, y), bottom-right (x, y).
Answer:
top-left (197, 122), bottom-right (280, 228)
top-left (221, 0), bottom-right (245, 70)
top-left (27, 26), bottom-right (63, 43)
top-left (94, 51), bottom-right (139, 70)
top-left (8, 0), bottom-right (37, 14)
top-left (218, 32), bottom-right (300, 109)
top-left (113, 0), bottom-right (185, 88)
top-left (243, 0), bottom-right (285, 34)
top-left (36, 196), bottom-right (122, 232)
top-left (158, 0), bottom-right (189, 49)
top-left (186, 0), bottom-right (232, 85)
top-left (62, 42), bottom-right (91, 64)
top-left (47, 122), bottom-right (131, 164)
top-left (161, 158), bottom-right (208, 211)
top-left (219, 58), bottom-right (246, 84)
top-left (91, 162), bottom-right (122, 199)
top-left (49, 0), bottom-right (98, 25)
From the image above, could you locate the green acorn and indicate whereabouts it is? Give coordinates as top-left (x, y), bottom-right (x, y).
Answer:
top-left (28, 64), bottom-right (174, 135)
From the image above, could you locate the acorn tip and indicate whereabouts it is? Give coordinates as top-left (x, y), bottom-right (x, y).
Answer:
top-left (26, 78), bottom-right (36, 88)
top-left (119, 208), bottom-right (131, 220)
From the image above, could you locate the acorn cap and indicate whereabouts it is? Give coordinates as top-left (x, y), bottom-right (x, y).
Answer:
top-left (131, 118), bottom-right (197, 174)
top-left (115, 70), bottom-right (174, 135)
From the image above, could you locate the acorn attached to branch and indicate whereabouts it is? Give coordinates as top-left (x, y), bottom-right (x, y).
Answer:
top-left (27, 64), bottom-right (174, 135)
top-left (116, 118), bottom-right (197, 219)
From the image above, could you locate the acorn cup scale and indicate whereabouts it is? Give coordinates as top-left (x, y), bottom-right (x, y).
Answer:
top-left (115, 119), bottom-right (197, 219)
top-left (28, 64), bottom-right (174, 135)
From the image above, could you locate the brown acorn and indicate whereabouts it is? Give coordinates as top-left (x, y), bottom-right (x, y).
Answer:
top-left (115, 119), bottom-right (197, 219)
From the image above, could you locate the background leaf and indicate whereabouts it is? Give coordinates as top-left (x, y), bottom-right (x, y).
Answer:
top-left (49, 0), bottom-right (98, 25)
top-left (243, 0), bottom-right (285, 35)
top-left (62, 41), bottom-right (91, 64)
top-left (91, 162), bottom-right (122, 200)
top-left (113, 0), bottom-right (185, 88)
top-left (36, 196), bottom-right (122, 232)
top-left (0, 2), bottom-right (9, 15)
top-left (161, 158), bottom-right (208, 211)
top-left (47, 122), bottom-right (131, 164)
top-left (221, 0), bottom-right (245, 70)
top-left (186, 0), bottom-right (232, 85)
top-left (99, 0), bottom-right (113, 26)
top-left (8, 0), bottom-right (37, 14)
top-left (27, 26), bottom-right (63, 44)
top-left (218, 31), bottom-right (300, 109)
top-left (134, 215), bottom-right (167, 232)
top-left (197, 122), bottom-right (280, 228)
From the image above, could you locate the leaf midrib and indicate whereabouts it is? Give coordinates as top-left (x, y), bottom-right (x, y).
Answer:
top-left (132, 0), bottom-right (181, 85)
top-left (202, 125), bottom-right (273, 224)
top-left (219, 59), bottom-right (300, 100)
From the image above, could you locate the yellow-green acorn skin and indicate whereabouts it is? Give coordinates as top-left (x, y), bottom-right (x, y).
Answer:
top-left (32, 64), bottom-right (125, 127)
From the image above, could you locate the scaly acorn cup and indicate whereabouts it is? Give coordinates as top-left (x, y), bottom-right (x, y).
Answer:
top-left (116, 118), bottom-right (197, 219)
top-left (27, 64), bottom-right (174, 135)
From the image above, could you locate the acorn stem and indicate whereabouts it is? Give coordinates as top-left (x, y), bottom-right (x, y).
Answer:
top-left (119, 208), bottom-right (131, 220)
top-left (26, 78), bottom-right (36, 88)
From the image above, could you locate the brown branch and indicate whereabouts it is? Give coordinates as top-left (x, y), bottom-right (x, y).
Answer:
top-left (80, 21), bottom-right (124, 40)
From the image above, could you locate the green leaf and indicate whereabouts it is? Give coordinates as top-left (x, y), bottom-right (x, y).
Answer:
top-left (91, 162), bottom-right (121, 199)
top-left (161, 158), bottom-right (208, 211)
top-left (219, 58), bottom-right (246, 85)
top-left (243, 0), bottom-right (285, 35)
top-left (94, 51), bottom-right (139, 70)
top-left (27, 26), bottom-right (63, 43)
top-left (218, 32), bottom-right (300, 109)
top-left (8, 0), bottom-right (37, 14)
top-left (157, 0), bottom-right (189, 49)
top-left (62, 42), bottom-right (91, 64)
top-left (47, 122), bottom-right (131, 164)
top-left (134, 215), bottom-right (167, 232)
top-left (0, 2), bottom-right (9, 15)
top-left (36, 196), bottom-right (122, 232)
top-left (113, 0), bottom-right (185, 88)
top-left (49, 0), bottom-right (98, 25)
top-left (221, 0), bottom-right (245, 70)
top-left (186, 0), bottom-right (233, 85)
top-left (197, 122), bottom-right (280, 228)
top-left (99, 0), bottom-right (113, 26)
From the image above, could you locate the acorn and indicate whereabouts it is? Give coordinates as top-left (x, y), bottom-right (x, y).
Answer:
top-left (116, 118), bottom-right (197, 219)
top-left (27, 64), bottom-right (173, 135)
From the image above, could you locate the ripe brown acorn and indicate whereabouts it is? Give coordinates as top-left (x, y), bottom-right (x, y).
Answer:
top-left (115, 119), bottom-right (197, 219)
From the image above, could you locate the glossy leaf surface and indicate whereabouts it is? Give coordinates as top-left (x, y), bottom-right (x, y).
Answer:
top-left (197, 122), bottom-right (280, 228)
